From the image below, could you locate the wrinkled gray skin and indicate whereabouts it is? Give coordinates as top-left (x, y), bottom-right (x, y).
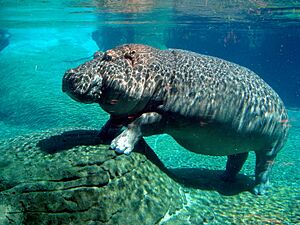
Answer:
top-left (62, 44), bottom-right (289, 195)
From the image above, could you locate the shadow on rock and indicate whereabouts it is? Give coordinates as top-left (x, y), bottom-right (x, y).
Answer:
top-left (37, 129), bottom-right (172, 177)
top-left (37, 129), bottom-right (253, 195)
top-left (37, 130), bottom-right (105, 154)
top-left (170, 168), bottom-right (255, 196)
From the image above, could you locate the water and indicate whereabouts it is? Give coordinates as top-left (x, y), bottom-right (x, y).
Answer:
top-left (0, 0), bottom-right (299, 224)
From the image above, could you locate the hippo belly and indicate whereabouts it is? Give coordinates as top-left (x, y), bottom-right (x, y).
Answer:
top-left (165, 120), bottom-right (268, 156)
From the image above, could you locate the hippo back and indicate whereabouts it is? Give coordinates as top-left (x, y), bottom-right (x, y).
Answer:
top-left (158, 49), bottom-right (289, 151)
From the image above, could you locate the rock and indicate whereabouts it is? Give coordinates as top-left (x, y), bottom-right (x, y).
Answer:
top-left (0, 129), bottom-right (185, 225)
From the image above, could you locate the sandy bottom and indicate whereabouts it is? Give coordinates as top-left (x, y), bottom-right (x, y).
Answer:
top-left (0, 28), bottom-right (299, 224)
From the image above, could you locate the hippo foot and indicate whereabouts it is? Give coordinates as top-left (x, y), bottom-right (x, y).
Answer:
top-left (110, 128), bottom-right (141, 155)
top-left (253, 182), bottom-right (271, 195)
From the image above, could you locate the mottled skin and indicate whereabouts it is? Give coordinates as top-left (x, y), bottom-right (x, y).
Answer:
top-left (62, 44), bottom-right (289, 195)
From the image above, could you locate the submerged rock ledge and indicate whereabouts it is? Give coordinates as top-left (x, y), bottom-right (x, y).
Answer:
top-left (0, 129), bottom-right (185, 225)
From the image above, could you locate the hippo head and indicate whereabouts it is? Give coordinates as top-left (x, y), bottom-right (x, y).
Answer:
top-left (62, 44), bottom-right (160, 115)
top-left (62, 51), bottom-right (104, 103)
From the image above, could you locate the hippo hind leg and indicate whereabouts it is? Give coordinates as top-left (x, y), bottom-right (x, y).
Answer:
top-left (221, 152), bottom-right (249, 182)
top-left (253, 148), bottom-right (277, 195)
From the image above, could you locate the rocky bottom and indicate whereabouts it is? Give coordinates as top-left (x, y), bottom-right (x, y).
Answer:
top-left (0, 127), bottom-right (299, 225)
top-left (0, 128), bottom-right (185, 225)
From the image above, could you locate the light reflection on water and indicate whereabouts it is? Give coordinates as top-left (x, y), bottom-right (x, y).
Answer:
top-left (1, 0), bottom-right (300, 28)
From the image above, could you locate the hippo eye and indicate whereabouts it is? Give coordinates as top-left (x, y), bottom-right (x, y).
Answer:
top-left (124, 52), bottom-right (133, 60)
top-left (124, 50), bottom-right (135, 59)
top-left (124, 52), bottom-right (135, 66)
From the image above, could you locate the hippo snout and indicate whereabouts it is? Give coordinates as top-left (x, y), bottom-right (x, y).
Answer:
top-left (62, 67), bottom-right (103, 104)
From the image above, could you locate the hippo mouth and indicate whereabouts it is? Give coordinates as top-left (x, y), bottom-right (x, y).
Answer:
top-left (62, 71), bottom-right (103, 104)
top-left (62, 79), bottom-right (92, 103)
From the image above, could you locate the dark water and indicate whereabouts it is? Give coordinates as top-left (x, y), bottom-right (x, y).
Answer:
top-left (0, 0), bottom-right (300, 224)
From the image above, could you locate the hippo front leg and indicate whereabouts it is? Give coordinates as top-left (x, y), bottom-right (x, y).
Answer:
top-left (97, 116), bottom-right (124, 143)
top-left (110, 112), bottom-right (162, 155)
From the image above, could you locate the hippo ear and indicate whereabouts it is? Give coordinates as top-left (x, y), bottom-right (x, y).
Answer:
top-left (93, 51), bottom-right (104, 59)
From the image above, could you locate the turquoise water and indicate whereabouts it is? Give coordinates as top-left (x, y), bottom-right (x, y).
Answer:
top-left (0, 0), bottom-right (300, 224)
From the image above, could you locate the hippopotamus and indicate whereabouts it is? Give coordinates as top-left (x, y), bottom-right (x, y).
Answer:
top-left (62, 44), bottom-right (289, 195)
